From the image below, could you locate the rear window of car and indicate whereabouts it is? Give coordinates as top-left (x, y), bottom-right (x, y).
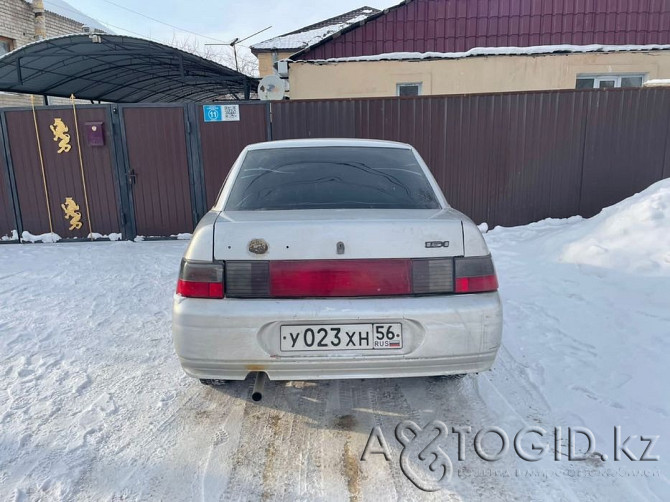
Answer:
top-left (224, 146), bottom-right (441, 211)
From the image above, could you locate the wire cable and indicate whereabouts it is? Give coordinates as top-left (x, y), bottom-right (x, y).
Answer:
top-left (96, 0), bottom-right (230, 44)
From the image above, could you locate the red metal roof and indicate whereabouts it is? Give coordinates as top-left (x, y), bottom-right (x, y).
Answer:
top-left (296, 0), bottom-right (670, 60)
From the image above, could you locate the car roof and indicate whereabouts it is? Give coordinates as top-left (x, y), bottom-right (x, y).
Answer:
top-left (245, 138), bottom-right (412, 150)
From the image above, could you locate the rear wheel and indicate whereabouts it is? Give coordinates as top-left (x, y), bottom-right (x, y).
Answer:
top-left (447, 373), bottom-right (468, 379)
top-left (199, 379), bottom-right (227, 386)
top-left (431, 373), bottom-right (468, 381)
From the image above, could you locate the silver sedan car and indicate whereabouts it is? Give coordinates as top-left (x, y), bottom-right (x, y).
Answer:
top-left (172, 139), bottom-right (502, 384)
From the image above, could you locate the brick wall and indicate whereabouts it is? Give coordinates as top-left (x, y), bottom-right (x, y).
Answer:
top-left (0, 0), bottom-right (91, 107)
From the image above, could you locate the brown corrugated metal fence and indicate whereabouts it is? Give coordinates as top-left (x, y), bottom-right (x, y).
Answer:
top-left (1, 88), bottom-right (669, 242)
top-left (199, 103), bottom-right (269, 208)
top-left (579, 88), bottom-right (670, 217)
top-left (271, 87), bottom-right (670, 227)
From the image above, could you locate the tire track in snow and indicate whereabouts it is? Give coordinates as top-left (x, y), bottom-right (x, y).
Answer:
top-left (195, 382), bottom-right (249, 502)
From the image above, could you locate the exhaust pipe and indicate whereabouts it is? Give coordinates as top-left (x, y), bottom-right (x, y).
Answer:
top-left (251, 372), bottom-right (268, 402)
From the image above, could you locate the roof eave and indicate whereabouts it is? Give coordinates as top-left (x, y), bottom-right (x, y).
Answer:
top-left (292, 44), bottom-right (670, 65)
top-left (251, 47), bottom-right (304, 54)
top-left (291, 0), bottom-right (412, 60)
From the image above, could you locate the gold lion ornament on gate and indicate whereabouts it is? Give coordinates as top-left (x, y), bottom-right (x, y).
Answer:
top-left (61, 197), bottom-right (82, 230)
top-left (50, 118), bottom-right (72, 154)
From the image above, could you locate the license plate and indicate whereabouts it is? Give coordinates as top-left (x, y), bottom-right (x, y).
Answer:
top-left (280, 323), bottom-right (403, 352)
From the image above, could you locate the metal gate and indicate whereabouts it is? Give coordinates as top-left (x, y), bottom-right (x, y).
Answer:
top-left (0, 102), bottom-right (271, 242)
top-left (0, 119), bottom-right (17, 240)
top-left (120, 106), bottom-right (195, 237)
top-left (2, 105), bottom-right (121, 239)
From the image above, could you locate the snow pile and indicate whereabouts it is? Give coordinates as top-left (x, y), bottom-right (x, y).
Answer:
top-left (21, 231), bottom-right (61, 243)
top-left (19, 231), bottom-right (123, 242)
top-left (299, 43), bottom-right (670, 63)
top-left (88, 232), bottom-right (122, 241)
top-left (556, 180), bottom-right (670, 275)
top-left (1, 229), bottom-right (18, 241)
top-left (483, 179), bottom-right (670, 480)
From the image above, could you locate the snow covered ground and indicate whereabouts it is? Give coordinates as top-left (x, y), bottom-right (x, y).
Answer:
top-left (1, 180), bottom-right (669, 500)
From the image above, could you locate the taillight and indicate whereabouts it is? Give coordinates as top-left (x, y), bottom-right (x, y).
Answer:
top-left (225, 261), bottom-right (270, 298)
top-left (411, 258), bottom-right (454, 294)
top-left (454, 255), bottom-right (498, 293)
top-left (176, 259), bottom-right (224, 299)
top-left (270, 259), bottom-right (411, 297)
top-left (221, 255), bottom-right (497, 298)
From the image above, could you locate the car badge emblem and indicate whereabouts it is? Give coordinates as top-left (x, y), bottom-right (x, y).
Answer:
top-left (248, 238), bottom-right (268, 254)
top-left (425, 241), bottom-right (450, 248)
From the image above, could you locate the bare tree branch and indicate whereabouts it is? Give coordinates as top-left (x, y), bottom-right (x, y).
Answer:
top-left (168, 34), bottom-right (259, 77)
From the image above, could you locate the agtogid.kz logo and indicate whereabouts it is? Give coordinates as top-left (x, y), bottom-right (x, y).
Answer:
top-left (360, 421), bottom-right (660, 492)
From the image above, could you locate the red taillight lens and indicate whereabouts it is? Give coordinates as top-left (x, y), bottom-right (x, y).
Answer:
top-left (454, 255), bottom-right (498, 293)
top-left (270, 259), bottom-right (411, 297)
top-left (176, 280), bottom-right (224, 298)
top-left (221, 255), bottom-right (498, 298)
top-left (176, 259), bottom-right (224, 299)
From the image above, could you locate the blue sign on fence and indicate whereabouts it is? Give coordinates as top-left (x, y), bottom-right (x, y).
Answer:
top-left (203, 104), bottom-right (240, 122)
top-left (203, 105), bottom-right (222, 122)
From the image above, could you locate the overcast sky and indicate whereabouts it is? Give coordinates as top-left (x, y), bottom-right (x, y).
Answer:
top-left (65, 0), bottom-right (396, 64)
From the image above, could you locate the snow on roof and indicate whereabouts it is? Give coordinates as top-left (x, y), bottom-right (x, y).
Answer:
top-left (644, 79), bottom-right (670, 86)
top-left (253, 17), bottom-right (367, 51)
top-left (28, 0), bottom-right (111, 33)
top-left (293, 44), bottom-right (670, 63)
top-left (251, 7), bottom-right (378, 52)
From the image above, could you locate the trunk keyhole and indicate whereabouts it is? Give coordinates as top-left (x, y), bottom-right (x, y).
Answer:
top-left (337, 241), bottom-right (345, 255)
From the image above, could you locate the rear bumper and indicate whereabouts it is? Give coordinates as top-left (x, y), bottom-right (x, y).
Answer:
top-left (172, 293), bottom-right (502, 381)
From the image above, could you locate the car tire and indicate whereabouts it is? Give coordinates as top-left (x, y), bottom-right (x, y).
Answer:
top-left (448, 373), bottom-right (467, 379)
top-left (431, 373), bottom-right (467, 381)
top-left (199, 379), bottom-right (227, 386)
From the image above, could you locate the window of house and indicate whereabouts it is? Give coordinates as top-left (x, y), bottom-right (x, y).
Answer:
top-left (397, 83), bottom-right (422, 96)
top-left (576, 74), bottom-right (645, 89)
top-left (0, 36), bottom-right (14, 55)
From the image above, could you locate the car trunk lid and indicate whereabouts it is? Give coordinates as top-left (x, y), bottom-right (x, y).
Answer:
top-left (213, 209), bottom-right (464, 261)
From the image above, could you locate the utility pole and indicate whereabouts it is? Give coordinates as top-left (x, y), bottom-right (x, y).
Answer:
top-left (230, 38), bottom-right (240, 72)
top-left (205, 26), bottom-right (271, 73)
